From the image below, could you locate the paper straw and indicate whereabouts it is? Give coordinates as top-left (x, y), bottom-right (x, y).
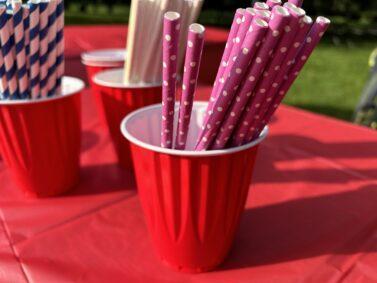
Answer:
top-left (221, 8), bottom-right (256, 81)
top-left (288, 0), bottom-right (303, 8)
top-left (253, 2), bottom-right (269, 10)
top-left (0, 6), bottom-right (18, 98)
top-left (55, 0), bottom-right (64, 95)
top-left (195, 18), bottom-right (269, 150)
top-left (247, 15), bottom-right (313, 141)
top-left (28, 0), bottom-right (39, 98)
top-left (175, 23), bottom-right (205, 150)
top-left (254, 9), bottom-right (271, 22)
top-left (22, 4), bottom-right (29, 80)
top-left (0, 47), bottom-right (9, 98)
top-left (123, 0), bottom-right (140, 83)
top-left (254, 17), bottom-right (330, 140)
top-left (46, 0), bottom-right (57, 96)
top-left (213, 6), bottom-right (290, 149)
top-left (202, 8), bottom-right (256, 129)
top-left (203, 9), bottom-right (244, 125)
top-left (38, 0), bottom-right (48, 97)
top-left (233, 6), bottom-right (305, 146)
top-left (161, 11), bottom-right (180, 148)
top-left (12, 0), bottom-right (29, 99)
top-left (266, 0), bottom-right (282, 9)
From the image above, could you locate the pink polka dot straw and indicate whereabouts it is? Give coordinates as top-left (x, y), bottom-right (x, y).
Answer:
top-left (214, 5), bottom-right (291, 149)
top-left (175, 24), bottom-right (205, 150)
top-left (234, 6), bottom-right (305, 146)
top-left (195, 18), bottom-right (270, 151)
top-left (254, 9), bottom-right (272, 22)
top-left (161, 11), bottom-right (181, 149)
top-left (251, 16), bottom-right (330, 141)
top-left (253, 2), bottom-right (269, 10)
top-left (204, 9), bottom-right (244, 125)
top-left (246, 15), bottom-right (313, 142)
top-left (266, 0), bottom-right (282, 9)
top-left (216, 8), bottom-right (256, 96)
top-left (288, 0), bottom-right (304, 8)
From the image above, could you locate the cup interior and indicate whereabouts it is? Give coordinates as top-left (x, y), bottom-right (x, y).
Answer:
top-left (121, 102), bottom-right (268, 156)
top-left (81, 48), bottom-right (126, 63)
top-left (93, 68), bottom-right (162, 89)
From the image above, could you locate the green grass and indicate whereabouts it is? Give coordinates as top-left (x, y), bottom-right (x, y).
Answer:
top-left (284, 41), bottom-right (374, 121)
top-left (65, 4), bottom-right (377, 122)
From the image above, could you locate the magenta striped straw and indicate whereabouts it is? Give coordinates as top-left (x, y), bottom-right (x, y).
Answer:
top-left (247, 15), bottom-right (313, 141)
top-left (288, 0), bottom-right (304, 8)
top-left (161, 11), bottom-right (181, 149)
top-left (253, 2), bottom-right (269, 10)
top-left (175, 23), bottom-right (205, 150)
top-left (204, 9), bottom-right (244, 124)
top-left (195, 18), bottom-right (269, 150)
top-left (212, 6), bottom-right (290, 149)
top-left (232, 6), bottom-right (305, 146)
top-left (254, 17), bottom-right (330, 139)
top-left (266, 0), bottom-right (282, 9)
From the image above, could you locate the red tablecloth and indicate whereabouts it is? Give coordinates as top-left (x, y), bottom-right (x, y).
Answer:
top-left (0, 26), bottom-right (376, 283)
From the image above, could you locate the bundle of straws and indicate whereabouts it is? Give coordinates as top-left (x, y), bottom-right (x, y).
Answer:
top-left (124, 0), bottom-right (203, 84)
top-left (160, 0), bottom-right (330, 151)
top-left (0, 0), bottom-right (64, 100)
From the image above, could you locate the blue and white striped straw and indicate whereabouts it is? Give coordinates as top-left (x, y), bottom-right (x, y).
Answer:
top-left (29, 0), bottom-right (39, 98)
top-left (55, 0), bottom-right (63, 95)
top-left (22, 3), bottom-right (30, 80)
top-left (46, 0), bottom-right (56, 96)
top-left (0, 5), bottom-right (18, 98)
top-left (0, 50), bottom-right (9, 99)
top-left (12, 0), bottom-right (29, 98)
top-left (38, 0), bottom-right (48, 97)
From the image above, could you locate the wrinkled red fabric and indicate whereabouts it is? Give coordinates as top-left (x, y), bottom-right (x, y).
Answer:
top-left (0, 26), bottom-right (376, 283)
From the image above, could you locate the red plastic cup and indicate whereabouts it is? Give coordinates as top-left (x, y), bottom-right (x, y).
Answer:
top-left (93, 68), bottom-right (162, 169)
top-left (81, 49), bottom-right (125, 124)
top-left (0, 77), bottom-right (84, 197)
top-left (121, 102), bottom-right (268, 272)
top-left (81, 48), bottom-right (125, 88)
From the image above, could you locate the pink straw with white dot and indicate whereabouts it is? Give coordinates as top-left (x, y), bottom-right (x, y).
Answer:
top-left (253, 2), bottom-right (269, 10)
top-left (175, 23), bottom-right (205, 150)
top-left (252, 17), bottom-right (330, 140)
top-left (161, 11), bottom-right (181, 148)
top-left (246, 15), bottom-right (313, 141)
top-left (232, 6), bottom-right (305, 146)
top-left (266, 0), bottom-right (282, 9)
top-left (212, 6), bottom-right (290, 149)
top-left (218, 8), bottom-right (256, 90)
top-left (204, 9), bottom-right (244, 123)
top-left (288, 0), bottom-right (304, 8)
top-left (201, 8), bottom-right (256, 137)
top-left (254, 9), bottom-right (272, 22)
top-left (195, 18), bottom-right (269, 150)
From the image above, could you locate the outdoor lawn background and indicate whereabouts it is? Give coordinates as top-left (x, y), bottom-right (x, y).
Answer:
top-left (65, 0), bottom-right (377, 122)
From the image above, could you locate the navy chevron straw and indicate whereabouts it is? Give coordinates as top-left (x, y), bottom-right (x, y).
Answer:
top-left (46, 0), bottom-right (56, 96)
top-left (29, 0), bottom-right (40, 98)
top-left (55, 0), bottom-right (63, 94)
top-left (0, 6), bottom-right (18, 98)
top-left (12, 0), bottom-right (29, 98)
top-left (38, 0), bottom-right (48, 97)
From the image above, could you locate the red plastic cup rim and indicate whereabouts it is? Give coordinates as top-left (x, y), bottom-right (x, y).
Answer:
top-left (81, 48), bottom-right (125, 63)
top-left (93, 68), bottom-right (162, 89)
top-left (0, 77), bottom-right (85, 105)
top-left (121, 102), bottom-right (269, 157)
top-left (81, 60), bottom-right (124, 67)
